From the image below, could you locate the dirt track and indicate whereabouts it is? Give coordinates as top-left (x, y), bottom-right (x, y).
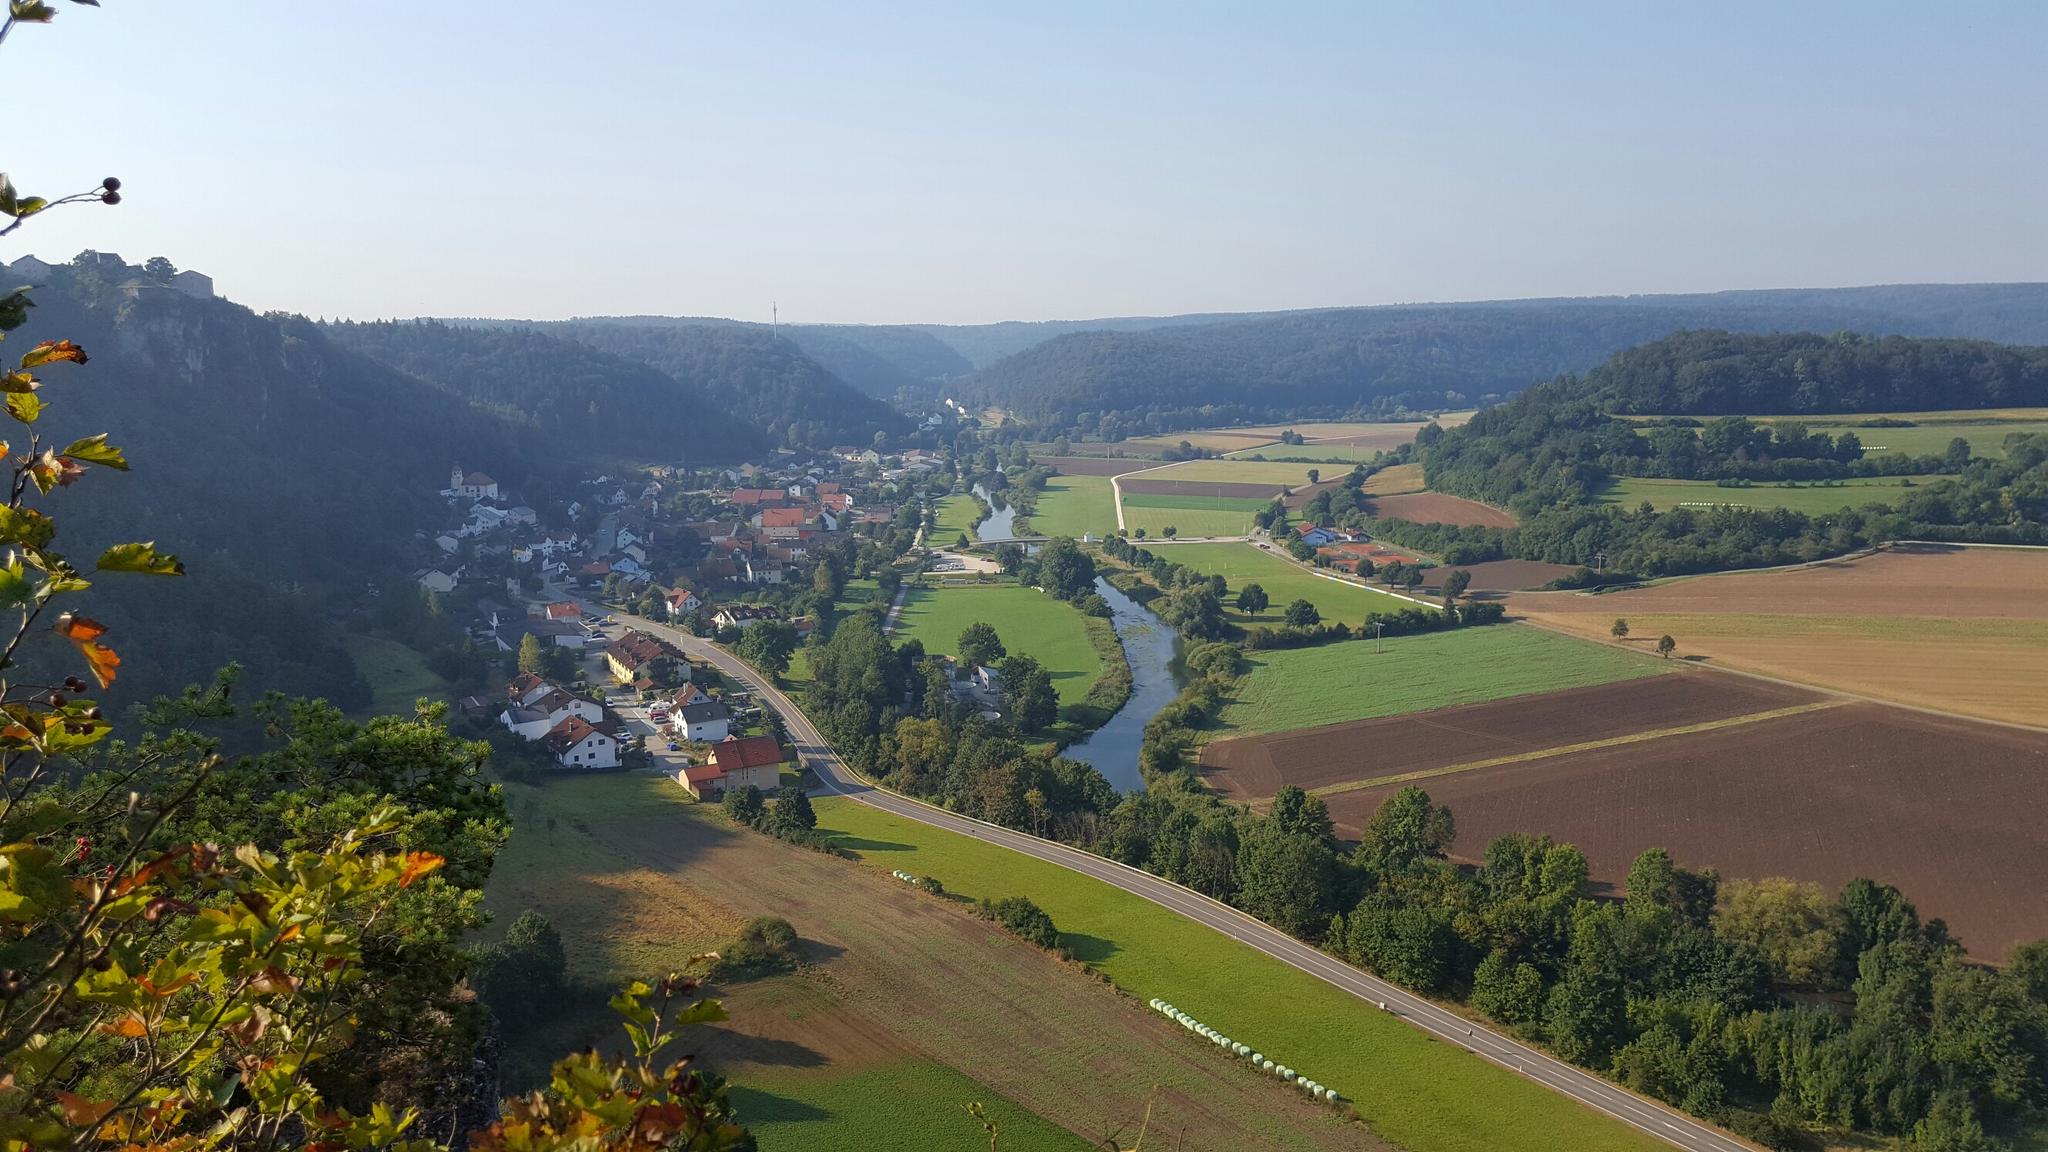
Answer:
top-left (1321, 702), bottom-right (2048, 959)
top-left (1367, 492), bottom-right (1517, 528)
top-left (1200, 673), bottom-right (1816, 801)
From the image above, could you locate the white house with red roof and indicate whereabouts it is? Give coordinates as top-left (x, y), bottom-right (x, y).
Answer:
top-left (449, 466), bottom-right (499, 501)
top-left (543, 715), bottom-right (618, 769)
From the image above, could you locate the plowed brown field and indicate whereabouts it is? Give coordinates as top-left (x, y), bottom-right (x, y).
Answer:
top-left (1367, 492), bottom-right (1517, 528)
top-left (1199, 673), bottom-right (1819, 801)
top-left (1321, 703), bottom-right (2048, 959)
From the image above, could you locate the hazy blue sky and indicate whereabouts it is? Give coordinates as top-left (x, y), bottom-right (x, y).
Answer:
top-left (10, 2), bottom-right (2045, 323)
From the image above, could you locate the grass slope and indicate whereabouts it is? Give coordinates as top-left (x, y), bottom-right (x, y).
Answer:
top-left (892, 585), bottom-right (1104, 707)
top-left (1212, 624), bottom-right (1667, 738)
top-left (813, 797), bottom-right (1666, 1152)
top-left (932, 492), bottom-right (985, 542)
top-left (1153, 542), bottom-right (1423, 623)
top-left (734, 1060), bottom-right (1086, 1152)
top-left (1596, 475), bottom-right (1955, 514)
top-left (1026, 475), bottom-right (1119, 539)
top-left (344, 635), bottom-right (448, 716)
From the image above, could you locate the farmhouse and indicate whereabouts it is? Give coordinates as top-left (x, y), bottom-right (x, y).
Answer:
top-left (663, 586), bottom-right (702, 617)
top-left (542, 716), bottom-right (618, 770)
top-left (713, 604), bottom-right (784, 631)
top-left (506, 672), bottom-right (550, 707)
top-left (1294, 523), bottom-right (1338, 547)
top-left (678, 734), bottom-right (784, 799)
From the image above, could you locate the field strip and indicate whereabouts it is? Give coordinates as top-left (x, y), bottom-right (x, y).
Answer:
top-left (1108, 460), bottom-right (1185, 531)
top-left (1302, 701), bottom-right (1846, 799)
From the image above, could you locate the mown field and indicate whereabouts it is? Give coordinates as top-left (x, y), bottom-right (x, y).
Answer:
top-left (1208, 624), bottom-right (1666, 739)
top-left (1151, 541), bottom-right (1424, 623)
top-left (1624, 409), bottom-right (2048, 460)
top-left (487, 774), bottom-right (1378, 1152)
top-left (1595, 474), bottom-right (1953, 514)
top-left (344, 634), bottom-right (448, 716)
top-left (1026, 474), bottom-right (1119, 539)
top-left (1120, 499), bottom-right (1262, 538)
top-left (931, 492), bottom-right (985, 541)
top-left (1510, 544), bottom-right (2048, 727)
top-left (1362, 462), bottom-right (1425, 494)
top-left (1142, 459), bottom-right (1330, 486)
top-left (891, 585), bottom-right (1104, 707)
top-left (814, 797), bottom-right (1668, 1152)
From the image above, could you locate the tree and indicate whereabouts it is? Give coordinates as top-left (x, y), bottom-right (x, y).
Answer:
top-left (1358, 786), bottom-right (1455, 876)
top-left (1283, 598), bottom-right (1320, 627)
top-left (1237, 582), bottom-right (1269, 617)
top-left (142, 254), bottom-right (177, 282)
top-left (1611, 618), bottom-right (1630, 639)
top-left (1439, 568), bottom-right (1472, 605)
top-left (1233, 820), bottom-right (1335, 937)
top-left (519, 631), bottom-right (547, 675)
top-left (768, 787), bottom-right (817, 835)
top-left (739, 617), bottom-right (799, 678)
top-left (1036, 535), bottom-right (1097, 600)
top-left (722, 782), bottom-right (764, 826)
top-left (1306, 468), bottom-right (1320, 484)
top-left (812, 558), bottom-right (844, 599)
top-left (999, 653), bottom-right (1059, 732)
top-left (1656, 634), bottom-right (1677, 659)
top-left (1268, 785), bottom-right (1333, 843)
top-left (1162, 524), bottom-right (1177, 539)
top-left (958, 620), bottom-right (1006, 667)
top-left (1472, 950), bottom-right (1547, 1027)
top-left (2007, 938), bottom-right (2048, 1004)
top-left (1714, 877), bottom-right (1843, 989)
top-left (1156, 584), bottom-right (1225, 639)
top-left (474, 910), bottom-right (568, 1030)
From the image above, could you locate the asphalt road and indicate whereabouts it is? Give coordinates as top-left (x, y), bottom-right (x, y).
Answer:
top-left (602, 603), bottom-right (1750, 1152)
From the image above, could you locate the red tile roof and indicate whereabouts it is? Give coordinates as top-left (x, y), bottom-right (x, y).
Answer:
top-left (708, 735), bottom-right (783, 771)
top-left (542, 715), bottom-right (600, 754)
top-left (758, 507), bottom-right (809, 528)
top-left (681, 763), bottom-right (725, 784)
top-left (507, 671), bottom-right (545, 700)
top-left (544, 601), bottom-right (581, 620)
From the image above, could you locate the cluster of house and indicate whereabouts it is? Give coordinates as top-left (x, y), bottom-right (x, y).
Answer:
top-left (1293, 522), bottom-right (1368, 548)
top-left (8, 251), bottom-right (216, 299)
top-left (500, 671), bottom-right (622, 769)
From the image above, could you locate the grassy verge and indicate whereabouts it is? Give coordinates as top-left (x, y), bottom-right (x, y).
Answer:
top-left (343, 634), bottom-right (448, 716)
top-left (1211, 624), bottom-right (1667, 738)
top-left (813, 797), bottom-right (1667, 1152)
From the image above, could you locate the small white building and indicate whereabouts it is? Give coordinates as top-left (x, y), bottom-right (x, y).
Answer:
top-left (543, 716), bottom-right (618, 770)
top-left (449, 467), bottom-right (500, 501)
top-left (675, 701), bottom-right (731, 743)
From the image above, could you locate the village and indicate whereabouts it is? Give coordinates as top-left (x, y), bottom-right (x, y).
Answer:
top-left (409, 439), bottom-right (958, 801)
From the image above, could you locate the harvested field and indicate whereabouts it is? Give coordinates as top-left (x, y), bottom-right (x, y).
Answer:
top-left (1367, 491), bottom-right (1517, 528)
top-left (1037, 456), bottom-right (1152, 477)
top-left (1511, 544), bottom-right (2048, 726)
top-left (1417, 560), bottom-right (1579, 593)
top-left (1200, 672), bottom-right (1820, 802)
top-left (1025, 475), bottom-right (1119, 539)
top-left (1322, 703), bottom-right (2048, 959)
top-left (1363, 463), bottom-right (1425, 495)
top-left (1120, 478), bottom-right (1287, 501)
top-left (1318, 541), bottom-right (1422, 569)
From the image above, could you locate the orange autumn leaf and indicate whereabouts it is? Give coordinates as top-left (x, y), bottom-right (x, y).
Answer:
top-left (54, 614), bottom-right (119, 688)
top-left (397, 851), bottom-right (445, 888)
top-left (20, 340), bottom-right (87, 369)
top-left (53, 1091), bottom-right (114, 1126)
top-left (99, 1014), bottom-right (148, 1038)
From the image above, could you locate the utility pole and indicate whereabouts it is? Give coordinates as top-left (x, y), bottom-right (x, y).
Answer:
top-left (1372, 620), bottom-right (1385, 652)
top-left (771, 301), bottom-right (777, 333)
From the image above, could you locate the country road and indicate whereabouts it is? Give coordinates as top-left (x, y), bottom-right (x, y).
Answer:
top-left (593, 599), bottom-right (1752, 1152)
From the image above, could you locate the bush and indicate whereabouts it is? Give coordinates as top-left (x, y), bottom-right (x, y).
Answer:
top-left (715, 916), bottom-right (800, 980)
top-left (979, 896), bottom-right (1061, 951)
top-left (722, 783), bottom-right (764, 826)
top-left (915, 875), bottom-right (946, 897)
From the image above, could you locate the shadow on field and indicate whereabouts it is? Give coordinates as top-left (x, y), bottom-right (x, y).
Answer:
top-left (727, 1086), bottom-right (833, 1121)
top-left (822, 832), bottom-right (915, 854)
top-left (700, 1030), bottom-right (833, 1071)
top-left (794, 938), bottom-right (847, 965)
top-left (1062, 932), bottom-right (1120, 964)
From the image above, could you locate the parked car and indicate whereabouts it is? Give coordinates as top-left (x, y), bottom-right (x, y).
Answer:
top-left (666, 741), bottom-right (680, 752)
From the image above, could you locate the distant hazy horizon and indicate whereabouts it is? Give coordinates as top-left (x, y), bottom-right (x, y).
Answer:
top-left (11, 2), bottom-right (2046, 324)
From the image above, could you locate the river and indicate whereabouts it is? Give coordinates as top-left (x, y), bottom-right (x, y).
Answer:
top-left (970, 482), bottom-right (1017, 540)
top-left (1061, 577), bottom-right (1188, 792)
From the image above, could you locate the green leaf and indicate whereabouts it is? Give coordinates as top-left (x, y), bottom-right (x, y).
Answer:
top-left (60, 434), bottom-right (126, 469)
top-left (96, 542), bottom-right (183, 576)
top-left (0, 558), bottom-right (30, 609)
top-left (5, 391), bottom-right (40, 424)
top-left (0, 506), bottom-right (55, 549)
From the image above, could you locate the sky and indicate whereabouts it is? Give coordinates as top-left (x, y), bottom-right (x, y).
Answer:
top-left (8, 2), bottom-right (2046, 324)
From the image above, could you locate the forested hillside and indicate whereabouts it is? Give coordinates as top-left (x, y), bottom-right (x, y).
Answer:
top-left (546, 318), bottom-right (911, 447)
top-left (326, 319), bottom-right (768, 461)
top-left (1565, 329), bottom-right (2048, 414)
top-left (781, 323), bottom-right (973, 395)
top-left (953, 286), bottom-right (2048, 431)
top-left (13, 261), bottom-right (550, 710)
